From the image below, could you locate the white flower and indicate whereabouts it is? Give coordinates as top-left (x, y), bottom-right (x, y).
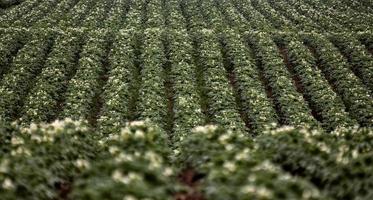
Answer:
top-left (51, 120), bottom-right (65, 132)
top-left (11, 147), bottom-right (31, 156)
top-left (128, 121), bottom-right (145, 127)
top-left (240, 185), bottom-right (273, 198)
top-left (192, 124), bottom-right (218, 134)
top-left (11, 136), bottom-right (24, 145)
top-left (193, 126), bottom-right (206, 133)
top-left (162, 167), bottom-right (173, 176)
top-left (223, 161), bottom-right (236, 172)
top-left (112, 170), bottom-right (141, 185)
top-left (240, 185), bottom-right (255, 194)
top-left (134, 130), bottom-right (145, 139)
top-left (318, 142), bottom-right (331, 154)
top-left (115, 153), bottom-right (133, 163)
top-left (65, 117), bottom-right (73, 123)
top-left (271, 126), bottom-right (295, 134)
top-left (75, 159), bottom-right (90, 169)
top-left (256, 187), bottom-right (273, 198)
top-left (352, 149), bottom-right (359, 158)
top-left (253, 160), bottom-right (279, 173)
top-left (225, 144), bottom-right (234, 151)
top-left (30, 123), bottom-right (38, 132)
top-left (31, 134), bottom-right (42, 143)
top-left (123, 195), bottom-right (137, 200)
top-left (0, 159), bottom-right (9, 173)
top-left (173, 149), bottom-right (180, 155)
top-left (2, 178), bottom-right (14, 190)
top-left (109, 146), bottom-right (120, 154)
top-left (112, 170), bottom-right (128, 184)
top-left (146, 151), bottom-right (162, 170)
top-left (235, 148), bottom-right (250, 161)
top-left (218, 134), bottom-right (230, 144)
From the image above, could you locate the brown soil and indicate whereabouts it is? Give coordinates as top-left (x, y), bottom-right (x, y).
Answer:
top-left (278, 46), bottom-right (304, 94)
top-left (174, 168), bottom-right (205, 200)
top-left (88, 41), bottom-right (112, 127)
top-left (220, 40), bottom-right (252, 131)
top-left (55, 181), bottom-right (72, 200)
top-left (278, 45), bottom-right (323, 123)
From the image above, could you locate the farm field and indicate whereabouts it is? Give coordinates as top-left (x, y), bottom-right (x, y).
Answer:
top-left (0, 0), bottom-right (372, 199)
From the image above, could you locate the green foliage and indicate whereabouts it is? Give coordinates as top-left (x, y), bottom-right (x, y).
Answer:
top-left (255, 126), bottom-right (373, 199)
top-left (0, 119), bottom-right (100, 199)
top-left (0, 119), bottom-right (177, 200)
top-left (0, 0), bottom-right (23, 8)
top-left (0, 0), bottom-right (372, 199)
top-left (71, 121), bottom-right (176, 200)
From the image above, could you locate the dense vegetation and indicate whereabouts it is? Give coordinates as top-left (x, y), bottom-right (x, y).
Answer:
top-left (0, 0), bottom-right (372, 199)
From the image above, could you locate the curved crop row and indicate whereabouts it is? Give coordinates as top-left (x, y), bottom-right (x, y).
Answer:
top-left (0, 119), bottom-right (176, 200)
top-left (20, 30), bottom-right (83, 123)
top-left (12, 0), bottom-right (60, 27)
top-left (231, 0), bottom-right (272, 31)
top-left (58, 0), bottom-right (97, 27)
top-left (72, 121), bottom-right (176, 200)
top-left (255, 126), bottom-right (373, 199)
top-left (196, 29), bottom-right (246, 132)
top-left (328, 33), bottom-right (373, 91)
top-left (302, 0), bottom-right (371, 32)
top-left (0, 30), bottom-right (55, 121)
top-left (33, 0), bottom-right (81, 28)
top-left (146, 0), bottom-right (164, 28)
top-left (167, 0), bottom-right (186, 29)
top-left (0, 119), bottom-right (99, 199)
top-left (339, 0), bottom-right (373, 14)
top-left (98, 30), bottom-right (135, 134)
top-left (302, 33), bottom-right (373, 126)
top-left (267, 0), bottom-right (321, 32)
top-left (250, 0), bottom-right (293, 31)
top-left (182, 0), bottom-right (207, 31)
top-left (0, 28), bottom-right (27, 80)
top-left (222, 29), bottom-right (277, 133)
top-left (285, 0), bottom-right (345, 32)
top-left (138, 28), bottom-right (168, 131)
top-left (82, 0), bottom-right (112, 28)
top-left (61, 30), bottom-right (109, 121)
top-left (104, 0), bottom-right (130, 29)
top-left (0, 0), bottom-right (39, 27)
top-left (246, 32), bottom-right (319, 128)
top-left (123, 0), bottom-right (144, 30)
top-left (214, 0), bottom-right (250, 32)
top-left (275, 34), bottom-right (356, 131)
top-left (167, 29), bottom-right (204, 143)
top-left (198, 0), bottom-right (223, 30)
top-left (176, 125), bottom-right (326, 199)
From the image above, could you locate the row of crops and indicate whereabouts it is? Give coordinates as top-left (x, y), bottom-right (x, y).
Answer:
top-left (1, 119), bottom-right (372, 199)
top-left (0, 0), bottom-right (372, 199)
top-left (0, 0), bottom-right (372, 31)
top-left (0, 26), bottom-right (372, 199)
top-left (0, 27), bottom-right (372, 133)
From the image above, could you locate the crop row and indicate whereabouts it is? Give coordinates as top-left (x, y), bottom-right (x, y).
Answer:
top-left (20, 29), bottom-right (84, 123)
top-left (302, 33), bottom-right (373, 126)
top-left (0, 119), bottom-right (176, 199)
top-left (255, 126), bottom-right (373, 199)
top-left (2, 118), bottom-right (372, 199)
top-left (0, 28), bottom-right (371, 132)
top-left (0, 30), bottom-right (55, 121)
top-left (1, 0), bottom-right (371, 33)
top-left (274, 33), bottom-right (356, 131)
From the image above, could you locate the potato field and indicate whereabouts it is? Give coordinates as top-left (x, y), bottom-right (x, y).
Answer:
top-left (0, 0), bottom-right (372, 199)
